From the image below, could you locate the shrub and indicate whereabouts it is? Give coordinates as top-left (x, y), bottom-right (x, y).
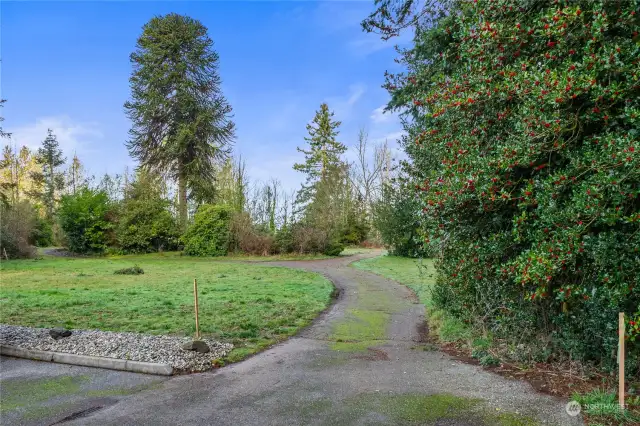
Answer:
top-left (382, 0), bottom-right (640, 372)
top-left (291, 225), bottom-right (327, 254)
top-left (274, 226), bottom-right (294, 254)
top-left (31, 217), bottom-right (53, 247)
top-left (58, 188), bottom-right (114, 254)
top-left (118, 207), bottom-right (178, 253)
top-left (51, 222), bottom-right (67, 247)
top-left (373, 180), bottom-right (427, 258)
top-left (182, 204), bottom-right (232, 256)
top-left (324, 238), bottom-right (345, 256)
top-left (117, 173), bottom-right (179, 253)
top-left (114, 265), bottom-right (144, 275)
top-left (229, 212), bottom-right (274, 255)
top-left (290, 224), bottom-right (344, 256)
top-left (0, 202), bottom-right (37, 258)
top-left (340, 208), bottom-right (369, 246)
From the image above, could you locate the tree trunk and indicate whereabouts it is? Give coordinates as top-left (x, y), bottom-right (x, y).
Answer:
top-left (178, 170), bottom-right (188, 232)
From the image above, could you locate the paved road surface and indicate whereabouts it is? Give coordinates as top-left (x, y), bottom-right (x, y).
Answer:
top-left (0, 253), bottom-right (582, 425)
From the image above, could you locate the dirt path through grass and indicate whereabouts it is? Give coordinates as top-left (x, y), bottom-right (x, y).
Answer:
top-left (5, 252), bottom-right (583, 426)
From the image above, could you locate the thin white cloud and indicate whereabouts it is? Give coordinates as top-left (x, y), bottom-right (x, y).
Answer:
top-left (348, 28), bottom-right (413, 57)
top-left (326, 83), bottom-right (366, 120)
top-left (7, 116), bottom-right (103, 160)
top-left (346, 84), bottom-right (366, 106)
top-left (265, 101), bottom-right (300, 133)
top-left (245, 152), bottom-right (305, 193)
top-left (312, 2), bottom-right (370, 34)
top-left (372, 130), bottom-right (406, 145)
top-left (370, 105), bottom-right (393, 124)
top-left (348, 36), bottom-right (390, 56)
top-left (309, 1), bottom-right (409, 58)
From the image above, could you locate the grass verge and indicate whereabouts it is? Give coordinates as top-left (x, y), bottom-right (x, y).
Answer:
top-left (351, 255), bottom-right (471, 343)
top-left (572, 389), bottom-right (640, 425)
top-left (352, 254), bottom-right (640, 424)
top-left (0, 253), bottom-right (334, 363)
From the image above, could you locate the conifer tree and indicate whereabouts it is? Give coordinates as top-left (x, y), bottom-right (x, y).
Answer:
top-left (0, 99), bottom-right (9, 139)
top-left (66, 154), bottom-right (87, 195)
top-left (31, 129), bottom-right (65, 220)
top-left (294, 103), bottom-right (347, 209)
top-left (124, 13), bottom-right (235, 230)
top-left (0, 99), bottom-right (12, 206)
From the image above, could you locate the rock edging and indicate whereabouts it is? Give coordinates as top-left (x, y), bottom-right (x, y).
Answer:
top-left (0, 344), bottom-right (174, 375)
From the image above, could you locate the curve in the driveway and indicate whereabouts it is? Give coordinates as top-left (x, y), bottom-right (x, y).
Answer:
top-left (24, 253), bottom-right (586, 426)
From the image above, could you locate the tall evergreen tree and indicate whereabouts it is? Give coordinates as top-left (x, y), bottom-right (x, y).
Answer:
top-left (1, 145), bottom-right (41, 206)
top-left (0, 145), bottom-right (15, 206)
top-left (0, 99), bottom-right (9, 139)
top-left (65, 154), bottom-right (87, 195)
top-left (293, 103), bottom-right (346, 209)
top-left (124, 13), bottom-right (235, 230)
top-left (31, 129), bottom-right (65, 220)
top-left (0, 99), bottom-right (12, 206)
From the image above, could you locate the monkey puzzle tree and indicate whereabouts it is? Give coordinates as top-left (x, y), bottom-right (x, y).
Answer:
top-left (124, 13), bottom-right (235, 230)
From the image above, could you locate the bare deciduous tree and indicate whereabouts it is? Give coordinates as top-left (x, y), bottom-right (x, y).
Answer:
top-left (351, 128), bottom-right (393, 217)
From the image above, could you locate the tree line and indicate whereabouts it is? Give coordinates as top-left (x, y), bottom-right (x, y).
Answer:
top-left (1, 14), bottom-right (393, 259)
top-left (2, 0), bottom-right (636, 386)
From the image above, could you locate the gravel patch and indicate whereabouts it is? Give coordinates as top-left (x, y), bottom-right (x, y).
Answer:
top-left (0, 324), bottom-right (233, 372)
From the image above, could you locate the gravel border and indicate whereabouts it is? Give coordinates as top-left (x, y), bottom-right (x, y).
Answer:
top-left (0, 325), bottom-right (233, 372)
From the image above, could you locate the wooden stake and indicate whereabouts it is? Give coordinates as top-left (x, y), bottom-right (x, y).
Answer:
top-left (619, 312), bottom-right (625, 410)
top-left (194, 279), bottom-right (200, 340)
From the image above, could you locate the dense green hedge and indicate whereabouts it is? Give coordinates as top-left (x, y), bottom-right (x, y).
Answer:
top-left (386, 0), bottom-right (639, 373)
top-left (58, 189), bottom-right (114, 254)
top-left (373, 179), bottom-right (428, 258)
top-left (182, 204), bottom-right (232, 256)
top-left (117, 174), bottom-right (179, 253)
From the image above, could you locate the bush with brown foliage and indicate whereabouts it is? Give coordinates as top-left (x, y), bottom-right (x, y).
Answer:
top-left (0, 202), bottom-right (37, 259)
top-left (229, 212), bottom-right (274, 256)
top-left (290, 224), bottom-right (344, 256)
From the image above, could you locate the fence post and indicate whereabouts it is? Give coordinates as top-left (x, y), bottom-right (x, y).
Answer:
top-left (619, 312), bottom-right (625, 410)
top-left (194, 279), bottom-right (200, 340)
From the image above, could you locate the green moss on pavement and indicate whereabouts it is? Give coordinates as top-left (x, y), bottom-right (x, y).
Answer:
top-left (0, 375), bottom-right (90, 413)
top-left (274, 392), bottom-right (539, 425)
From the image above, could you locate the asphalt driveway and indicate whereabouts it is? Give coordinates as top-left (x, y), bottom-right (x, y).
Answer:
top-left (0, 253), bottom-right (582, 425)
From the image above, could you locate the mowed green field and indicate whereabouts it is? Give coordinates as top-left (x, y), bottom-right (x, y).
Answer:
top-left (0, 253), bottom-right (334, 360)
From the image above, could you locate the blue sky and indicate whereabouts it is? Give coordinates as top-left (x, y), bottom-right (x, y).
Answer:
top-left (2, 1), bottom-right (407, 191)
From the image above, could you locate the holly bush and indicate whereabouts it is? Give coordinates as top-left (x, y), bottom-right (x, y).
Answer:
top-left (379, 0), bottom-right (639, 373)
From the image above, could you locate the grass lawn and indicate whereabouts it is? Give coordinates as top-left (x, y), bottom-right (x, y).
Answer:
top-left (340, 247), bottom-right (381, 256)
top-left (0, 253), bottom-right (334, 361)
